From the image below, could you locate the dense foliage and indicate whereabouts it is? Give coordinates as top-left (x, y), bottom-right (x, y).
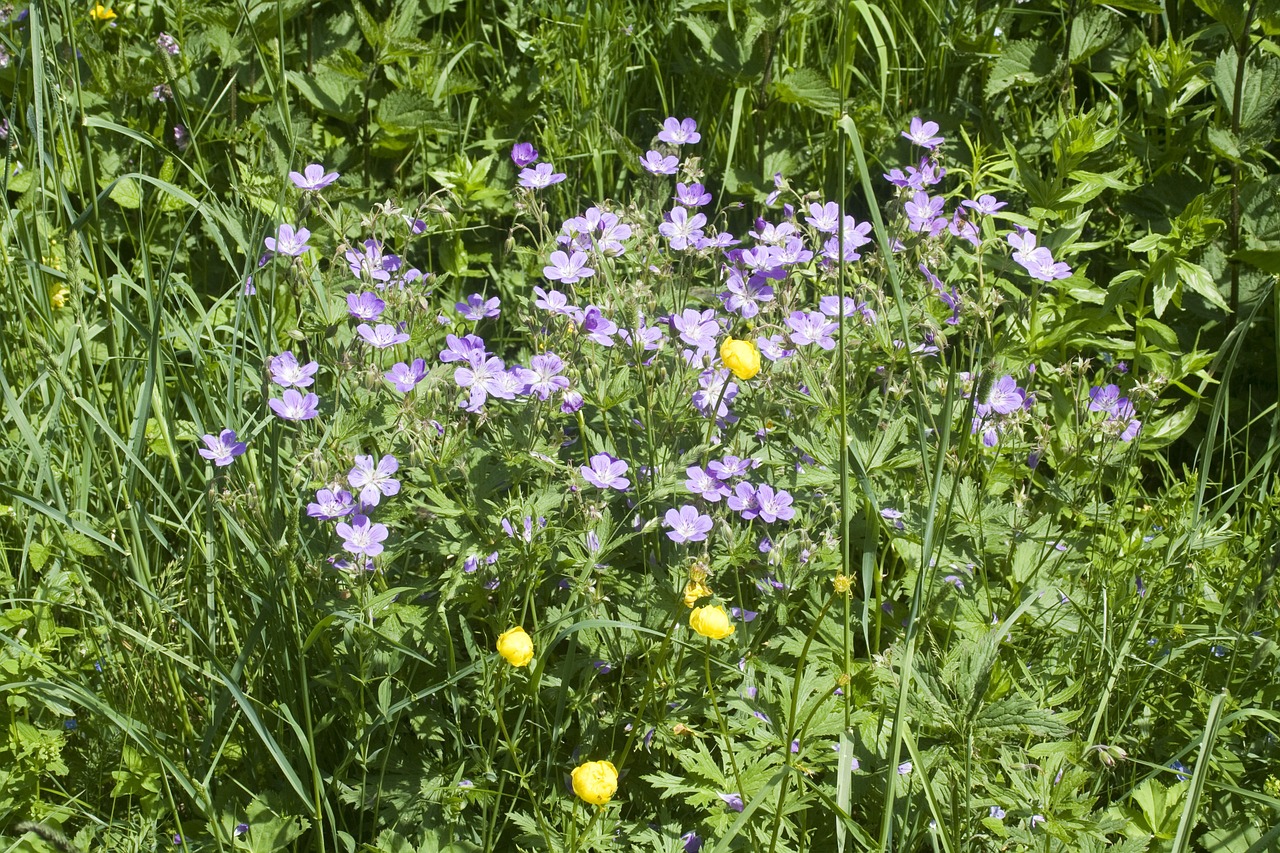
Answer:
top-left (2, 1), bottom-right (1280, 852)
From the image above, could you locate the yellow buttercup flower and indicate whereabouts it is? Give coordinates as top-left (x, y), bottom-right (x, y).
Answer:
top-left (719, 336), bottom-right (761, 380)
top-left (496, 626), bottom-right (534, 667)
top-left (571, 759), bottom-right (618, 806)
top-left (690, 604), bottom-right (735, 640)
top-left (683, 578), bottom-right (712, 608)
top-left (90, 4), bottom-right (117, 20)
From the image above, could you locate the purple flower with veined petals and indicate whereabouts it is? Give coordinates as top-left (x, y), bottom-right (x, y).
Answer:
top-left (720, 272), bottom-right (775, 319)
top-left (384, 359), bottom-right (426, 393)
top-left (692, 369), bottom-right (738, 420)
top-left (268, 351), bottom-right (319, 388)
top-left (335, 514), bottom-right (388, 558)
top-left (264, 223), bottom-right (310, 257)
top-left (533, 286), bottom-right (579, 316)
top-left (658, 206), bottom-right (707, 250)
top-left (439, 333), bottom-right (488, 367)
top-left (672, 308), bottom-right (720, 360)
top-left (728, 481), bottom-right (760, 519)
top-left (1008, 231), bottom-right (1072, 281)
top-left (685, 466), bottom-right (731, 502)
top-left (456, 293), bottom-right (500, 320)
top-left (1088, 384), bottom-right (1122, 414)
top-left (902, 117), bottom-right (944, 149)
top-left (525, 353), bottom-right (570, 400)
top-left (675, 182), bottom-right (712, 207)
top-left (962, 194), bottom-right (1007, 215)
top-left (708, 455), bottom-right (758, 480)
top-left (819, 295), bottom-right (861, 318)
top-left (787, 310), bottom-right (838, 349)
top-left (776, 236), bottom-right (813, 266)
top-left (756, 334), bottom-right (795, 362)
top-left (618, 316), bottom-right (666, 352)
top-left (345, 239), bottom-right (392, 283)
top-left (518, 162), bottom-right (566, 189)
top-left (288, 164), bottom-right (339, 191)
top-left (581, 453), bottom-right (630, 490)
top-left (664, 505), bottom-right (713, 543)
top-left (348, 454), bottom-right (400, 507)
top-left (681, 831), bottom-right (703, 853)
top-left (357, 323), bottom-right (411, 348)
top-left (580, 306), bottom-right (618, 346)
top-left (347, 292), bottom-right (386, 322)
top-left (198, 429), bottom-right (246, 466)
top-left (561, 390), bottom-right (584, 413)
top-left (717, 792), bottom-right (745, 812)
top-left (639, 150), bottom-right (679, 175)
top-left (308, 488), bottom-right (355, 519)
top-left (658, 117), bottom-right (700, 145)
top-left (905, 191), bottom-right (945, 233)
top-left (986, 375), bottom-right (1026, 415)
top-left (754, 484), bottom-right (795, 522)
top-left (269, 389), bottom-right (319, 420)
top-left (543, 250), bottom-right (594, 284)
top-left (805, 201), bottom-right (840, 234)
top-left (454, 356), bottom-right (508, 410)
top-left (510, 142), bottom-right (538, 167)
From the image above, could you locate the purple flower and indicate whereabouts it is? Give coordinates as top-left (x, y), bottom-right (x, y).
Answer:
top-left (692, 369), bottom-right (738, 420)
top-left (308, 488), bottom-right (355, 519)
top-left (198, 429), bottom-right (246, 466)
top-left (902, 117), bottom-right (944, 149)
top-left (156, 32), bottom-right (180, 55)
top-left (905, 191), bottom-right (946, 233)
top-left (897, 761), bottom-right (913, 775)
top-left (658, 116), bottom-right (700, 145)
top-left (456, 293), bottom-right (500, 320)
top-left (234, 823), bottom-right (248, 837)
top-left (357, 323), bottom-right (411, 348)
top-left (639, 150), bottom-right (679, 175)
top-left (348, 454), bottom-right (400, 507)
top-left (454, 356), bottom-right (509, 410)
top-left (288, 164), bottom-right (339, 191)
top-left (685, 466), bottom-right (730, 502)
top-left (671, 308), bottom-right (720, 360)
top-left (787, 310), bottom-right (838, 349)
top-left (754, 484), bottom-right (795, 522)
top-left (663, 505), bottom-right (713, 543)
top-left (805, 202), bottom-right (840, 234)
top-left (518, 162), bottom-right (567, 189)
top-left (345, 239), bottom-right (392, 283)
top-left (347, 292), bottom-right (386, 322)
top-left (173, 124), bottom-right (189, 151)
top-left (717, 792), bottom-right (745, 812)
top-left (384, 359), bottom-right (426, 393)
top-left (561, 390), bottom-right (584, 414)
top-left (510, 142), bottom-right (538, 167)
top-left (708, 455), bottom-right (757, 480)
top-left (268, 389), bottom-right (319, 420)
top-left (720, 272), bottom-right (775, 319)
top-left (525, 353), bottom-right (570, 400)
top-left (962, 194), bottom-right (1006, 215)
top-left (756, 334), bottom-right (795, 362)
top-left (1008, 231), bottom-right (1071, 281)
top-left (543, 250), bottom-right (594, 284)
top-left (439, 333), bottom-right (488, 366)
top-left (681, 831), bottom-right (703, 853)
top-left (618, 316), bottom-right (666, 352)
top-left (1088, 383), bottom-right (1123, 414)
top-left (264, 223), bottom-right (310, 257)
top-left (728, 481), bottom-right (760, 519)
top-left (268, 351), bottom-right (319, 388)
top-left (658, 206), bottom-right (707, 250)
top-left (986, 375), bottom-right (1026, 415)
top-left (533, 286), bottom-right (579, 316)
top-left (580, 306), bottom-right (618, 346)
top-left (335, 514), bottom-right (388, 558)
top-left (675, 182), bottom-right (712, 207)
top-left (581, 453), bottom-right (630, 490)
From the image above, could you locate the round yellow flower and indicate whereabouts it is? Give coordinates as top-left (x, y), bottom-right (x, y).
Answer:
top-left (689, 604), bottom-right (735, 640)
top-left (719, 337), bottom-right (761, 380)
top-left (496, 626), bottom-right (534, 667)
top-left (571, 759), bottom-right (618, 806)
top-left (90, 4), bottom-right (117, 20)
top-left (683, 578), bottom-right (712, 608)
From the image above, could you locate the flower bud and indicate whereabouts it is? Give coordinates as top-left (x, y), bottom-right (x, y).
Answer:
top-left (496, 626), bottom-right (534, 667)
top-left (690, 604), bottom-right (735, 640)
top-left (571, 759), bottom-right (618, 805)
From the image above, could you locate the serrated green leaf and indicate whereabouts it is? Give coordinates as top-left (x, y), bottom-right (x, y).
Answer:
top-left (986, 39), bottom-right (1060, 99)
top-left (771, 68), bottom-right (842, 114)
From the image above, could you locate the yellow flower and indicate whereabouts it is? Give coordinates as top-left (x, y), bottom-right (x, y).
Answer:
top-left (689, 604), bottom-right (735, 640)
top-left (571, 759), bottom-right (618, 806)
top-left (496, 626), bottom-right (534, 667)
top-left (832, 574), bottom-right (852, 595)
top-left (683, 578), bottom-right (712, 608)
top-left (49, 285), bottom-right (70, 310)
top-left (90, 4), bottom-right (117, 20)
top-left (719, 336), bottom-right (761, 380)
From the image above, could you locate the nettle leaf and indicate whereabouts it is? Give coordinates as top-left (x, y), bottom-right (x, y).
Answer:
top-left (286, 69), bottom-right (359, 122)
top-left (973, 695), bottom-right (1069, 738)
top-left (986, 39), bottom-right (1061, 99)
top-left (771, 68), bottom-right (842, 115)
top-left (1069, 7), bottom-right (1124, 65)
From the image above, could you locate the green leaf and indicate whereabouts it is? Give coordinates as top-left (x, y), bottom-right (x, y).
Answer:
top-left (986, 39), bottom-right (1061, 99)
top-left (1143, 405), bottom-right (1197, 449)
top-left (108, 176), bottom-right (142, 209)
top-left (286, 69), bottom-right (359, 122)
top-left (771, 68), bottom-right (843, 115)
top-left (63, 529), bottom-right (105, 558)
top-left (1069, 7), bottom-right (1123, 65)
top-left (1176, 258), bottom-right (1230, 311)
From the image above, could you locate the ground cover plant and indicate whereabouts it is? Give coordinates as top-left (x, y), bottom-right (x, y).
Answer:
top-left (2, 1), bottom-right (1280, 852)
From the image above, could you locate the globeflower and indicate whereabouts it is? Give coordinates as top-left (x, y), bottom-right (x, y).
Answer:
top-left (719, 336), bottom-right (761, 380)
top-left (571, 759), bottom-right (618, 806)
top-left (690, 604), bottom-right (735, 640)
top-left (496, 627), bottom-right (534, 667)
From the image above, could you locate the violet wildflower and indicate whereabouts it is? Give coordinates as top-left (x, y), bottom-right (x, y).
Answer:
top-left (1088, 383), bottom-right (1123, 414)
top-left (581, 453), bottom-right (630, 490)
top-left (1008, 231), bottom-right (1071, 281)
top-left (335, 514), bottom-right (388, 558)
top-left (264, 223), bottom-right (310, 257)
top-left (962, 194), bottom-right (1007, 215)
top-left (692, 369), bottom-right (738, 420)
top-left (805, 201), bottom-right (840, 234)
top-left (663, 505), bottom-right (713, 543)
top-left (881, 507), bottom-right (905, 529)
top-left (288, 164), bottom-right (339, 192)
top-left (345, 239), bottom-right (392, 284)
top-left (524, 353), bottom-right (570, 400)
top-left (675, 182), bottom-right (712, 207)
top-left (346, 292), bottom-right (386, 322)
top-left (709, 455), bottom-right (757, 479)
top-left (986, 375), bottom-right (1026, 415)
top-left (639, 150), bottom-right (679, 175)
top-left (902, 117), bottom-right (944, 149)
top-left (439, 333), bottom-right (488, 366)
top-left (728, 482), bottom-right (760, 519)
top-left (905, 191), bottom-right (946, 234)
top-left (510, 141), bottom-right (538, 167)
top-left (308, 488), bottom-right (356, 519)
top-left (618, 317), bottom-right (665, 352)
top-left (384, 359), bottom-right (426, 393)
top-left (580, 306), bottom-right (618, 346)
top-left (681, 831), bottom-right (703, 853)
top-left (989, 806), bottom-right (1006, 820)
top-left (268, 351), bottom-right (319, 388)
top-left (156, 32), bottom-right (180, 55)
top-left (357, 323), bottom-right (411, 348)
top-left (819, 295), bottom-right (861, 318)
top-left (685, 466), bottom-right (730, 502)
top-left (776, 236), bottom-right (813, 265)
top-left (543, 250), bottom-right (594, 284)
top-left (756, 334), bottom-right (795, 362)
top-left (269, 389), bottom-right (319, 421)
top-left (658, 206), bottom-right (707, 250)
top-left (348, 454), bottom-right (400, 507)
top-left (244, 276), bottom-right (256, 296)
top-left (672, 308), bottom-right (721, 360)
top-left (198, 429), bottom-right (246, 466)
top-left (234, 824), bottom-right (249, 837)
top-left (787, 310), bottom-right (838, 349)
top-left (898, 761), bottom-right (913, 775)
top-left (533, 286), bottom-right (579, 316)
top-left (658, 116), bottom-right (700, 145)
top-left (754, 484), bottom-right (796, 522)
top-left (456, 293), bottom-right (501, 320)
top-left (717, 792), bottom-right (745, 812)
top-left (518, 162), bottom-right (566, 189)
top-left (454, 356), bottom-right (509, 410)
top-left (561, 390), bottom-right (584, 414)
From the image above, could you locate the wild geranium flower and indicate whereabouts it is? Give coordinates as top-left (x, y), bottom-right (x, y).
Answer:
top-left (357, 323), bottom-right (411, 348)
top-left (345, 239), bottom-right (392, 284)
top-left (675, 182), bottom-right (712, 207)
top-left (454, 356), bottom-right (509, 410)
top-left (580, 306), bottom-right (618, 346)
top-left (533, 286), bottom-right (579, 316)
top-left (728, 482), bottom-right (760, 518)
top-left (639, 150), bottom-right (679, 175)
top-left (720, 272), bottom-right (775, 319)
top-left (787, 310), bottom-right (838, 349)
top-left (269, 389), bottom-right (319, 421)
top-left (561, 390), bottom-right (584, 414)
top-left (336, 515), bottom-right (387, 557)
top-left (756, 334), bottom-right (795, 362)
top-left (581, 453), bottom-right (630, 490)
top-left (198, 429), bottom-right (246, 466)
top-left (439, 333), bottom-right (488, 366)
top-left (962, 194), bottom-right (1007, 215)
top-left (754, 484), bottom-right (796, 522)
top-left (618, 316), bottom-right (666, 352)
top-left (571, 759), bottom-right (619, 806)
top-left (307, 488), bottom-right (355, 519)
top-left (819, 295), bottom-right (861, 318)
top-left (289, 164), bottom-right (339, 191)
top-left (986, 375), bottom-right (1027, 414)
top-left (456, 293), bottom-right (500, 320)
top-left (510, 142), bottom-right (538, 167)
top-left (685, 466), bottom-right (731, 501)
top-left (1008, 231), bottom-right (1071, 281)
top-left (776, 236), bottom-right (813, 266)
top-left (905, 191), bottom-right (946, 233)
top-left (384, 359), bottom-right (426, 393)
top-left (902, 117), bottom-right (945, 149)
top-left (544, 250), bottom-right (594, 284)
top-left (349, 454), bottom-right (400, 506)
top-left (716, 791), bottom-right (745, 812)
top-left (268, 351), bottom-right (319, 387)
top-left (709, 455), bottom-right (758, 480)
top-left (264, 223), bottom-right (310, 257)
top-left (672, 308), bottom-right (720, 362)
top-left (659, 206), bottom-right (707, 250)
top-left (524, 353), bottom-right (570, 400)
top-left (518, 162), bottom-right (566, 189)
top-left (346, 292), bottom-right (386, 322)
top-left (693, 369), bottom-right (738, 420)
top-left (664, 505), bottom-right (713, 543)
top-left (806, 201), bottom-right (841, 234)
top-left (658, 116), bottom-right (700, 144)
